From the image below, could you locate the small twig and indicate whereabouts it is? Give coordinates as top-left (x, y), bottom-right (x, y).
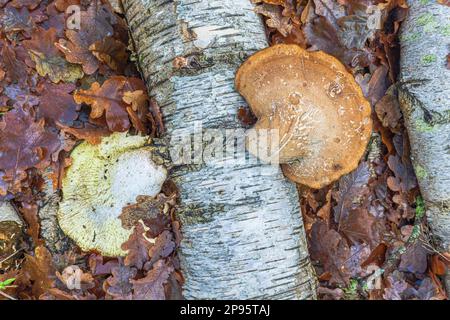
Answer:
top-left (0, 248), bottom-right (23, 266)
top-left (0, 289), bottom-right (16, 300)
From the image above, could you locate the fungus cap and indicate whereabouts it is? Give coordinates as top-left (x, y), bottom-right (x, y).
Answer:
top-left (58, 132), bottom-right (167, 256)
top-left (235, 44), bottom-right (372, 188)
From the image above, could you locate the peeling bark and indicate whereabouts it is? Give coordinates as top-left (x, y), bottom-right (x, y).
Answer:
top-left (399, 0), bottom-right (450, 290)
top-left (123, 0), bottom-right (316, 299)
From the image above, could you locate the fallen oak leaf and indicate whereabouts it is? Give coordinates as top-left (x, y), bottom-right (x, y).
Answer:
top-left (23, 28), bottom-right (83, 83)
top-left (430, 255), bottom-right (447, 276)
top-left (55, 1), bottom-right (117, 74)
top-left (121, 222), bottom-right (152, 270)
top-left (399, 241), bottom-right (429, 275)
top-left (123, 90), bottom-right (149, 134)
top-left (361, 243), bottom-right (387, 268)
top-left (333, 162), bottom-right (370, 225)
top-left (104, 260), bottom-right (136, 300)
top-left (1, 41), bottom-right (28, 84)
top-left (88, 254), bottom-right (119, 276)
top-left (309, 220), bottom-right (351, 285)
top-left (17, 246), bottom-right (56, 298)
top-left (37, 82), bottom-right (80, 126)
top-left (144, 230), bottom-right (176, 270)
top-left (120, 194), bottom-right (175, 231)
top-left (0, 6), bottom-right (39, 37)
top-left (122, 90), bottom-right (147, 112)
top-left (58, 122), bottom-right (110, 145)
top-left (254, 3), bottom-right (292, 37)
top-left (0, 106), bottom-right (61, 175)
top-left (131, 260), bottom-right (173, 300)
top-left (89, 36), bottom-right (129, 72)
top-left (10, 0), bottom-right (42, 10)
top-left (18, 202), bottom-right (40, 244)
top-left (74, 76), bottom-right (149, 132)
top-left (386, 154), bottom-right (417, 193)
top-left (73, 77), bottom-right (130, 132)
top-left (375, 90), bottom-right (402, 132)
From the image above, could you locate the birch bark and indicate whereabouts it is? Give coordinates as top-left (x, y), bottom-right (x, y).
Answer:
top-left (123, 0), bottom-right (317, 299)
top-left (399, 0), bottom-right (450, 290)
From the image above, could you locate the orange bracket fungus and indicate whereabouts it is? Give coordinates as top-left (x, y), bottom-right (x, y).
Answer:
top-left (236, 44), bottom-right (372, 189)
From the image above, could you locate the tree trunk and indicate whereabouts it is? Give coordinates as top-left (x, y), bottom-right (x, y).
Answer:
top-left (399, 0), bottom-right (450, 290)
top-left (122, 0), bottom-right (317, 299)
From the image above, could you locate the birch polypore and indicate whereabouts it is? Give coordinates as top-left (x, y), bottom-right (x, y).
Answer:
top-left (123, 0), bottom-right (317, 299)
top-left (58, 133), bottom-right (167, 257)
top-left (236, 44), bottom-right (372, 189)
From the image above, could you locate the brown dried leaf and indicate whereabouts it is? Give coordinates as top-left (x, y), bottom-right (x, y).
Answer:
top-left (0, 6), bottom-right (37, 37)
top-left (18, 246), bottom-right (56, 298)
top-left (37, 82), bottom-right (80, 126)
top-left (0, 106), bottom-right (61, 175)
top-left (131, 260), bottom-right (173, 300)
top-left (10, 0), bottom-right (42, 10)
top-left (399, 242), bottom-right (429, 275)
top-left (18, 202), bottom-right (40, 243)
top-left (120, 194), bottom-right (175, 231)
top-left (59, 122), bottom-right (111, 145)
top-left (56, 1), bottom-right (116, 74)
top-left (74, 76), bottom-right (147, 132)
top-left (104, 261), bottom-right (137, 300)
top-left (375, 92), bottom-right (402, 131)
top-left (303, 16), bottom-right (370, 68)
top-left (145, 230), bottom-right (175, 270)
top-left (255, 3), bottom-right (292, 36)
top-left (73, 77), bottom-right (130, 132)
top-left (1, 41), bottom-right (28, 84)
top-left (386, 155), bottom-right (417, 193)
top-left (89, 36), bottom-right (129, 72)
top-left (88, 254), bottom-right (119, 276)
top-left (121, 222), bottom-right (152, 270)
top-left (333, 162), bottom-right (370, 225)
top-left (309, 220), bottom-right (351, 285)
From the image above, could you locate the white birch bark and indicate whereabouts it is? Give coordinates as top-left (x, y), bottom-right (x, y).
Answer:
top-left (399, 0), bottom-right (450, 290)
top-left (122, 0), bottom-right (317, 299)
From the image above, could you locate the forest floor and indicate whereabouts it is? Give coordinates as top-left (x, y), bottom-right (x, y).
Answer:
top-left (0, 0), bottom-right (448, 300)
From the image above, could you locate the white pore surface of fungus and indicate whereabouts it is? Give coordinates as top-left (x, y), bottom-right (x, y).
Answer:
top-left (58, 132), bottom-right (167, 256)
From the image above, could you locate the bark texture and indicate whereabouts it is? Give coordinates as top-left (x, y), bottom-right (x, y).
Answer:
top-left (399, 0), bottom-right (450, 289)
top-left (123, 0), bottom-right (316, 299)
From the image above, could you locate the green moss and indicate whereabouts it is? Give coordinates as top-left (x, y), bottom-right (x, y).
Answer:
top-left (415, 119), bottom-right (435, 132)
top-left (421, 54), bottom-right (437, 64)
top-left (417, 13), bottom-right (435, 26)
top-left (414, 164), bottom-right (428, 180)
top-left (343, 279), bottom-right (359, 300)
top-left (415, 196), bottom-right (426, 219)
top-left (400, 32), bottom-right (421, 42)
top-left (417, 13), bottom-right (438, 33)
top-left (419, 0), bottom-right (429, 4)
top-left (442, 25), bottom-right (450, 36)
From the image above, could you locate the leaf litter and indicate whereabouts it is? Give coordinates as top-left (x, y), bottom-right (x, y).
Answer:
top-left (0, 0), bottom-right (446, 300)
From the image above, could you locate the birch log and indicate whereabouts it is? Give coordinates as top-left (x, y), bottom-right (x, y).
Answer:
top-left (399, 0), bottom-right (450, 289)
top-left (122, 0), bottom-right (316, 299)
